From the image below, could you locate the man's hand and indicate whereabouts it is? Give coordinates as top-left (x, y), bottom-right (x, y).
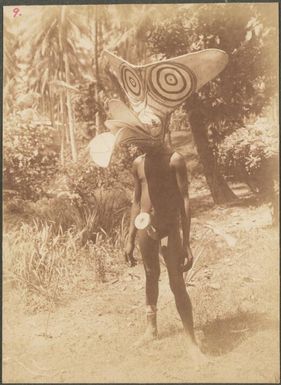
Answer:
top-left (181, 244), bottom-right (194, 272)
top-left (124, 241), bottom-right (137, 267)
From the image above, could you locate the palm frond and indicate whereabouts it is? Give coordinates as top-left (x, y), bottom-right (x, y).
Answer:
top-left (40, 68), bottom-right (49, 94)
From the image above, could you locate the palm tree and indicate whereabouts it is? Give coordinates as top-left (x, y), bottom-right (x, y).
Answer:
top-left (102, 4), bottom-right (178, 64)
top-left (3, 17), bottom-right (20, 117)
top-left (20, 5), bottom-right (94, 162)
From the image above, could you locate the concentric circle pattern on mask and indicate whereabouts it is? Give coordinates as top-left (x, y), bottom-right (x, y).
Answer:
top-left (147, 62), bottom-right (197, 108)
top-left (120, 64), bottom-right (144, 103)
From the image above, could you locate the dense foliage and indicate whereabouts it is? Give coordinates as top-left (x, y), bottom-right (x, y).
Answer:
top-left (149, 4), bottom-right (278, 132)
top-left (74, 82), bottom-right (107, 125)
top-left (4, 115), bottom-right (59, 200)
top-left (217, 120), bottom-right (278, 181)
top-left (146, 4), bottom-right (278, 203)
top-left (3, 5), bottom-right (279, 311)
top-left (4, 4), bottom-right (278, 206)
top-left (63, 145), bottom-right (136, 204)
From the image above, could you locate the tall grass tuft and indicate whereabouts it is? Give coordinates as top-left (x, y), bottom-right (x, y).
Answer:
top-left (3, 222), bottom-right (126, 312)
top-left (3, 188), bottom-right (131, 311)
top-left (23, 189), bottom-right (131, 242)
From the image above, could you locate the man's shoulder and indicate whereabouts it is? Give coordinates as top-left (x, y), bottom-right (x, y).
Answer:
top-left (133, 154), bottom-right (145, 165)
top-left (132, 154), bottom-right (145, 172)
top-left (170, 151), bottom-right (186, 167)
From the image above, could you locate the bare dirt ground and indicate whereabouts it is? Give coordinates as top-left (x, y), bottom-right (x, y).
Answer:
top-left (3, 185), bottom-right (280, 383)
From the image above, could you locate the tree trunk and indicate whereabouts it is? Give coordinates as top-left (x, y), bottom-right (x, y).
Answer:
top-left (64, 53), bottom-right (77, 162)
top-left (49, 87), bottom-right (55, 128)
top-left (59, 91), bottom-right (65, 166)
top-left (94, 5), bottom-right (100, 133)
top-left (188, 108), bottom-right (237, 204)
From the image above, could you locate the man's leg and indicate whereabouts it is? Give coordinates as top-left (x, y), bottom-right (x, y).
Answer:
top-left (165, 226), bottom-right (195, 343)
top-left (138, 229), bottom-right (160, 339)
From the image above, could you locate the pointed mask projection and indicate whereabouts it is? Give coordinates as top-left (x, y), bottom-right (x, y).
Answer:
top-left (103, 49), bottom-right (228, 119)
top-left (90, 49), bottom-right (228, 167)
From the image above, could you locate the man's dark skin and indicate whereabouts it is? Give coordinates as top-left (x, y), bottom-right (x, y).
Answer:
top-left (125, 143), bottom-right (198, 347)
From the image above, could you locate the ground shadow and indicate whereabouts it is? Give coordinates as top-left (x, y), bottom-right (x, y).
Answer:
top-left (191, 190), bottom-right (265, 217)
top-left (191, 194), bottom-right (215, 215)
top-left (200, 311), bottom-right (277, 356)
top-left (222, 194), bottom-right (261, 209)
top-left (160, 324), bottom-right (183, 339)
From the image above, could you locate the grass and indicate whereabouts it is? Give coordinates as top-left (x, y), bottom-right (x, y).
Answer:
top-left (3, 221), bottom-right (127, 312)
top-left (3, 190), bottom-right (130, 312)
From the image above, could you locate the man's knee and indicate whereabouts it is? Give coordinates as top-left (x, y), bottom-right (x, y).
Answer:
top-left (145, 266), bottom-right (160, 282)
top-left (169, 273), bottom-right (186, 296)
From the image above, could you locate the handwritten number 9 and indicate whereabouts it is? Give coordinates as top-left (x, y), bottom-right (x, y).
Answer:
top-left (13, 8), bottom-right (21, 17)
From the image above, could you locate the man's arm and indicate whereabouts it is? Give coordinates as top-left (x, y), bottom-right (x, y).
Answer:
top-left (172, 153), bottom-right (194, 271)
top-left (124, 158), bottom-right (142, 266)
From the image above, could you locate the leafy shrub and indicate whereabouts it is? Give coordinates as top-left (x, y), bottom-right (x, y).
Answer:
top-left (73, 82), bottom-right (107, 125)
top-left (26, 195), bottom-right (85, 233)
top-left (217, 119), bottom-right (279, 222)
top-left (24, 188), bottom-right (131, 244)
top-left (148, 4), bottom-right (278, 126)
top-left (4, 114), bottom-right (59, 200)
top-left (63, 143), bottom-right (139, 204)
top-left (217, 120), bottom-right (278, 180)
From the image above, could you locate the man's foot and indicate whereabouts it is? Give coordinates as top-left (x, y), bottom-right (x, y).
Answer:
top-left (185, 339), bottom-right (212, 370)
top-left (187, 342), bottom-right (205, 359)
top-left (133, 328), bottom-right (158, 348)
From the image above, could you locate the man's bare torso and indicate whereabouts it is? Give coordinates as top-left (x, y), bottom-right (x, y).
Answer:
top-left (134, 149), bottom-right (183, 235)
top-left (136, 154), bottom-right (153, 213)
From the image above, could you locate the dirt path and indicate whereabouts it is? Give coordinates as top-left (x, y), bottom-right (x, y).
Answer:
top-left (3, 202), bottom-right (280, 383)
